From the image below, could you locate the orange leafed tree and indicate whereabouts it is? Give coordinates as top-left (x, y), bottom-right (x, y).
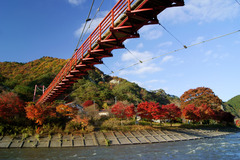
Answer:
top-left (56, 104), bottom-right (78, 118)
top-left (25, 103), bottom-right (56, 125)
top-left (180, 87), bottom-right (222, 110)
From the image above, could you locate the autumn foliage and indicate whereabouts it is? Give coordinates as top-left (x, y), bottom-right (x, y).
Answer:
top-left (236, 119), bottom-right (240, 127)
top-left (182, 104), bottom-right (200, 121)
top-left (0, 91), bottom-right (25, 122)
top-left (137, 101), bottom-right (164, 120)
top-left (180, 87), bottom-right (222, 110)
top-left (82, 100), bottom-right (94, 108)
top-left (182, 104), bottom-right (216, 122)
top-left (214, 110), bottom-right (235, 124)
top-left (25, 103), bottom-right (56, 125)
top-left (161, 104), bottom-right (181, 123)
top-left (111, 102), bottom-right (135, 119)
top-left (71, 115), bottom-right (89, 129)
top-left (56, 104), bottom-right (78, 118)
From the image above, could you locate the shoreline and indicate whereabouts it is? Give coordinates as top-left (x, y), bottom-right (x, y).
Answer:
top-left (0, 127), bottom-right (239, 148)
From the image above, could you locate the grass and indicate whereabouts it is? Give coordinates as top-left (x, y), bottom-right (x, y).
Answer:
top-left (104, 138), bottom-right (111, 146)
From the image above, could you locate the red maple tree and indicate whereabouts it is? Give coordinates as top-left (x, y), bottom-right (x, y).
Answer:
top-left (111, 102), bottom-right (135, 119)
top-left (195, 104), bottom-right (215, 121)
top-left (137, 101), bottom-right (163, 121)
top-left (161, 104), bottom-right (181, 125)
top-left (182, 104), bottom-right (200, 122)
top-left (0, 91), bottom-right (25, 122)
top-left (182, 104), bottom-right (216, 123)
top-left (124, 104), bottom-right (136, 118)
top-left (25, 103), bottom-right (56, 125)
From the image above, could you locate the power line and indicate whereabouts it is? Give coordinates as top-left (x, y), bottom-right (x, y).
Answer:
top-left (106, 29), bottom-right (240, 75)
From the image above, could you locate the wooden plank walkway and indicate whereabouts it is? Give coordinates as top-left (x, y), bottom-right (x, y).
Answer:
top-left (0, 129), bottom-right (235, 148)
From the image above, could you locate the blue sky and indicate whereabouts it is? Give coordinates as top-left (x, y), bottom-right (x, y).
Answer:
top-left (0, 0), bottom-right (240, 101)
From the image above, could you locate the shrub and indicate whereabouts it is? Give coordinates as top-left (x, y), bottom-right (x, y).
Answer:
top-left (65, 116), bottom-right (90, 133)
top-left (56, 104), bottom-right (78, 118)
top-left (82, 100), bottom-right (94, 108)
top-left (100, 118), bottom-right (121, 130)
top-left (236, 119), bottom-right (240, 127)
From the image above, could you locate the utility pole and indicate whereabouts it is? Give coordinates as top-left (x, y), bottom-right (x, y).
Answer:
top-left (115, 96), bottom-right (117, 104)
top-left (33, 85), bottom-right (37, 102)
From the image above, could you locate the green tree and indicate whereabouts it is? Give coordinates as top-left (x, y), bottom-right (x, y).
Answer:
top-left (224, 95), bottom-right (240, 118)
top-left (71, 78), bottom-right (113, 107)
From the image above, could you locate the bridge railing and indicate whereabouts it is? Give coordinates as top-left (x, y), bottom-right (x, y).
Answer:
top-left (37, 0), bottom-right (137, 103)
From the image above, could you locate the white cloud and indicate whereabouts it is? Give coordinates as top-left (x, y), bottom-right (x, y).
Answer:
top-left (68, 0), bottom-right (86, 5)
top-left (191, 36), bottom-right (205, 45)
top-left (118, 50), bottom-right (162, 76)
top-left (121, 50), bottom-right (153, 62)
top-left (75, 11), bottom-right (109, 37)
top-left (136, 43), bottom-right (144, 49)
top-left (160, 0), bottom-right (240, 23)
top-left (131, 80), bottom-right (143, 86)
top-left (147, 79), bottom-right (166, 84)
top-left (118, 62), bottom-right (163, 76)
top-left (139, 25), bottom-right (163, 40)
top-left (203, 50), bottom-right (229, 63)
top-left (146, 79), bottom-right (159, 83)
top-left (161, 55), bottom-right (174, 63)
top-left (158, 41), bottom-right (173, 48)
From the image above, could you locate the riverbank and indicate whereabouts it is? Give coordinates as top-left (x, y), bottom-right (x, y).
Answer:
top-left (1, 127), bottom-right (239, 148)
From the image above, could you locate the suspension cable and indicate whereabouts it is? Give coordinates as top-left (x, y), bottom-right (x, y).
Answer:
top-left (81, 0), bottom-right (105, 40)
top-left (106, 29), bottom-right (240, 75)
top-left (235, 0), bottom-right (240, 5)
top-left (159, 22), bottom-right (187, 49)
top-left (75, 0), bottom-right (95, 51)
top-left (124, 46), bottom-right (143, 63)
top-left (103, 63), bottom-right (114, 74)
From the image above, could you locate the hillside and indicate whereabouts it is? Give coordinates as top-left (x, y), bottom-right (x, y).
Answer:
top-left (223, 95), bottom-right (240, 118)
top-left (0, 57), bottom-right (67, 101)
top-left (0, 57), bottom-right (179, 106)
top-left (70, 68), bottom-right (178, 107)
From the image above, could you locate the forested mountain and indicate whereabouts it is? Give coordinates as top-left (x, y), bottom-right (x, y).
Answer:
top-left (223, 95), bottom-right (240, 118)
top-left (0, 57), bottom-right (67, 101)
top-left (71, 68), bottom-right (177, 107)
top-left (0, 57), bottom-right (179, 106)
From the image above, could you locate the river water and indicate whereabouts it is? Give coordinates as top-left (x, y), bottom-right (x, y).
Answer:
top-left (0, 132), bottom-right (239, 160)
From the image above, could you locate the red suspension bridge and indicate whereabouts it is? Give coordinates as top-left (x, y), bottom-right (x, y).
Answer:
top-left (36, 0), bottom-right (185, 104)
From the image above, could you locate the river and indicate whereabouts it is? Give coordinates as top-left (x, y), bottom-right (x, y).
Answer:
top-left (0, 132), bottom-right (239, 160)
